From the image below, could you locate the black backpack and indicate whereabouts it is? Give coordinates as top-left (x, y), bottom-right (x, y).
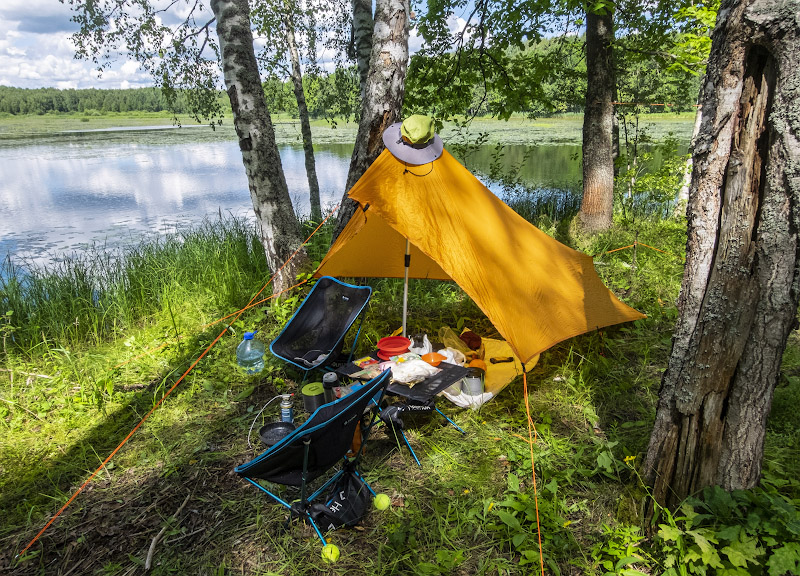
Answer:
top-left (308, 468), bottom-right (372, 531)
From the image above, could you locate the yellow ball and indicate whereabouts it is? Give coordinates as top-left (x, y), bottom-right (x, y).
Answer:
top-left (374, 493), bottom-right (391, 510)
top-left (321, 544), bottom-right (340, 563)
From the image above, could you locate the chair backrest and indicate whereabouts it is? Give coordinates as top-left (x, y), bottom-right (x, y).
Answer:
top-left (235, 369), bottom-right (390, 486)
top-left (270, 277), bottom-right (372, 371)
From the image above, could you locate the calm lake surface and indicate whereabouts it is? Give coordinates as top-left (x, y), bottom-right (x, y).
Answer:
top-left (0, 126), bottom-right (583, 268)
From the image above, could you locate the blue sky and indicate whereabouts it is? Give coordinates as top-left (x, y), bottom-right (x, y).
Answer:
top-left (0, 0), bottom-right (447, 90)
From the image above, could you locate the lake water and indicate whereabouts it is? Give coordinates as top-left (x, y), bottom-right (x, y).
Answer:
top-left (0, 126), bottom-right (583, 269)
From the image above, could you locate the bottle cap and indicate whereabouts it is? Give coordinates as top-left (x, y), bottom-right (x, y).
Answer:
top-left (243, 331), bottom-right (258, 340)
top-left (322, 372), bottom-right (338, 387)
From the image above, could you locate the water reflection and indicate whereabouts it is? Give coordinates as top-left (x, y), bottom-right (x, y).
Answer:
top-left (0, 128), bottom-right (583, 268)
top-left (0, 131), bottom-right (352, 266)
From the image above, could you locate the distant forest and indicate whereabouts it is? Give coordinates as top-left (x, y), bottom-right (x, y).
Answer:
top-left (0, 44), bottom-right (700, 119)
top-left (0, 86), bottom-right (207, 116)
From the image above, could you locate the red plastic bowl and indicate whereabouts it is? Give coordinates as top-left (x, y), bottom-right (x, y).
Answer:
top-left (377, 336), bottom-right (411, 356)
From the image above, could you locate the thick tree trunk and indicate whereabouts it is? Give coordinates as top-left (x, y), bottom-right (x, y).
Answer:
top-left (333, 0), bottom-right (409, 239)
top-left (211, 0), bottom-right (308, 293)
top-left (577, 8), bottom-right (616, 233)
top-left (644, 0), bottom-right (800, 512)
top-left (285, 15), bottom-right (322, 222)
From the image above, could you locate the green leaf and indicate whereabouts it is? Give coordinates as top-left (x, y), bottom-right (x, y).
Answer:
top-left (544, 478), bottom-right (558, 494)
top-left (234, 385), bottom-right (254, 401)
top-left (767, 543), bottom-right (800, 576)
top-left (512, 533), bottom-right (527, 548)
top-left (508, 473), bottom-right (520, 493)
top-left (721, 535), bottom-right (759, 568)
top-left (658, 524), bottom-right (683, 542)
top-left (715, 525), bottom-right (741, 542)
top-left (614, 555), bottom-right (642, 570)
top-left (688, 530), bottom-right (722, 568)
top-left (722, 546), bottom-right (750, 568)
top-left (497, 510), bottom-right (522, 532)
top-left (597, 450), bottom-right (614, 473)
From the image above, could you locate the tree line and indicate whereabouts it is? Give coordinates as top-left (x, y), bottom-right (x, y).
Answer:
top-left (0, 86), bottom-right (200, 115)
top-left (0, 34), bottom-right (700, 120)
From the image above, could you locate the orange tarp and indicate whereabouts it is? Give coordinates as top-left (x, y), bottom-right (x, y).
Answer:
top-left (317, 149), bottom-right (645, 364)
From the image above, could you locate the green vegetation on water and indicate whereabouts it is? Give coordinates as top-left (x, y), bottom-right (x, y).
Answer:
top-left (1, 118), bottom-right (798, 575)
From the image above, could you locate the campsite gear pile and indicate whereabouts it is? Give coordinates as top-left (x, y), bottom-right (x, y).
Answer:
top-left (234, 116), bottom-right (645, 559)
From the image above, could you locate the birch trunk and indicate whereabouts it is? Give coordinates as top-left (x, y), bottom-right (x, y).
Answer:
top-left (644, 0), bottom-right (800, 511)
top-left (334, 0), bottom-right (409, 238)
top-left (211, 0), bottom-right (308, 293)
top-left (577, 8), bottom-right (616, 233)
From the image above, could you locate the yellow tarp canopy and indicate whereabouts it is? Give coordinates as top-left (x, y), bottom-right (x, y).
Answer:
top-left (317, 149), bottom-right (645, 364)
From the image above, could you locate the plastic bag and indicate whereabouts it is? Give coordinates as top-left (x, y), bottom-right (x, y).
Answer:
top-left (440, 386), bottom-right (494, 410)
top-left (438, 347), bottom-right (466, 366)
top-left (438, 327), bottom-right (471, 356)
top-left (409, 334), bottom-right (433, 355)
top-left (391, 358), bottom-right (439, 384)
top-left (438, 326), bottom-right (485, 361)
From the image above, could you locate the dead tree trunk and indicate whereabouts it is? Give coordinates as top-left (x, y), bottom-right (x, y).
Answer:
top-left (644, 0), bottom-right (800, 511)
top-left (211, 0), bottom-right (308, 293)
top-left (333, 0), bottom-right (409, 239)
top-left (577, 7), bottom-right (616, 233)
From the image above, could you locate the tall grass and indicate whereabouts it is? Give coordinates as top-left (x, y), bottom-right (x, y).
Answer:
top-left (1, 214), bottom-right (270, 356)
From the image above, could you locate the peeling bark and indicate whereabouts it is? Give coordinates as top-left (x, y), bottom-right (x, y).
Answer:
top-left (333, 0), bottom-right (409, 239)
top-left (644, 0), bottom-right (800, 512)
top-left (578, 8), bottom-right (616, 234)
top-left (211, 0), bottom-right (308, 293)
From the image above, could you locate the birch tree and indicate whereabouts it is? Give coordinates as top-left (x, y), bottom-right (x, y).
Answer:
top-left (63, 0), bottom-right (308, 293)
top-left (333, 0), bottom-right (411, 237)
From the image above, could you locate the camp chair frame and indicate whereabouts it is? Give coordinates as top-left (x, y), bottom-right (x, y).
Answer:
top-left (269, 276), bottom-right (372, 380)
top-left (235, 370), bottom-right (390, 548)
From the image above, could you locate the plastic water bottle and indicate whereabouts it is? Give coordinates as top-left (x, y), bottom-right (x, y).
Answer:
top-left (236, 331), bottom-right (265, 374)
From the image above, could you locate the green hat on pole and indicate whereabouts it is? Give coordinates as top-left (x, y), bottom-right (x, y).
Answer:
top-left (383, 114), bottom-right (444, 166)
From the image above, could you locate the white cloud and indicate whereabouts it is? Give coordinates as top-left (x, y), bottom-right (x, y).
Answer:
top-left (0, 0), bottom-right (153, 88)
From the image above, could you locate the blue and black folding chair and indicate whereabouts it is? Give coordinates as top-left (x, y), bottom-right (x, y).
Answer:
top-left (270, 276), bottom-right (372, 381)
top-left (234, 370), bottom-right (391, 556)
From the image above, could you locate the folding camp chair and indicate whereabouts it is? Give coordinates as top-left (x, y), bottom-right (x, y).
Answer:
top-left (235, 370), bottom-right (391, 551)
top-left (270, 276), bottom-right (372, 380)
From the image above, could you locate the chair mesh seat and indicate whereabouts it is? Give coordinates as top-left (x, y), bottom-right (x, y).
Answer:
top-left (270, 277), bottom-right (372, 372)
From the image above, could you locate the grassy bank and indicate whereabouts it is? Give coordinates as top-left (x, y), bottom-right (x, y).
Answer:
top-left (0, 111), bottom-right (697, 147)
top-left (2, 200), bottom-right (799, 575)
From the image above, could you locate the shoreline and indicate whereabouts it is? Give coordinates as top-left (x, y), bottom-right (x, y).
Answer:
top-left (0, 111), bottom-right (696, 147)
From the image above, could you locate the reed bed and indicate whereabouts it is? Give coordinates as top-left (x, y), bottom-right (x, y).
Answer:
top-left (1, 214), bottom-right (270, 356)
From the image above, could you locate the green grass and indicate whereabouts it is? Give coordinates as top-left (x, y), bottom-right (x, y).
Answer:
top-left (0, 110), bottom-right (695, 147)
top-left (2, 128), bottom-right (799, 575)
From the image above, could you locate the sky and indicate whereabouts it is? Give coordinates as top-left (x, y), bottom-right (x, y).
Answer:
top-left (0, 0), bottom-right (439, 91)
top-left (0, 0), bottom-right (154, 89)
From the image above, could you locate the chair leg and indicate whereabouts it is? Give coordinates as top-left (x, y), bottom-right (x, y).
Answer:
top-left (399, 428), bottom-right (422, 468)
top-left (352, 469), bottom-right (377, 497)
top-left (434, 405), bottom-right (466, 435)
